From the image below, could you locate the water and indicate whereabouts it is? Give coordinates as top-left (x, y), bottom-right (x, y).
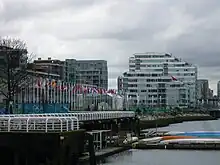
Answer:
top-left (98, 119), bottom-right (220, 165)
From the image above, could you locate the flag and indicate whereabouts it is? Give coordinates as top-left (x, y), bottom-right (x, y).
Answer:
top-left (92, 87), bottom-right (98, 94)
top-left (171, 75), bottom-right (177, 81)
top-left (51, 80), bottom-right (56, 88)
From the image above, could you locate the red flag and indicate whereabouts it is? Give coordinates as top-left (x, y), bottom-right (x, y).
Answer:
top-left (171, 75), bottom-right (177, 81)
top-left (37, 79), bottom-right (41, 87)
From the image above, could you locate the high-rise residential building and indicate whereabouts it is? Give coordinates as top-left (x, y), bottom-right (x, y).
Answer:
top-left (217, 81), bottom-right (220, 99)
top-left (121, 52), bottom-right (197, 108)
top-left (64, 59), bottom-right (77, 83)
top-left (76, 60), bottom-right (108, 89)
top-left (196, 79), bottom-right (209, 100)
top-left (117, 76), bottom-right (123, 92)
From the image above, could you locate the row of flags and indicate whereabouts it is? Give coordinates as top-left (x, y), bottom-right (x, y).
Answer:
top-left (35, 78), bottom-right (117, 94)
top-left (33, 75), bottom-right (179, 94)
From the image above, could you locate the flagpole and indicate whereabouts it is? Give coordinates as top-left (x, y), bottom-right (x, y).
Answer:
top-left (36, 78), bottom-right (39, 104)
top-left (31, 76), bottom-right (33, 105)
top-left (52, 79), bottom-right (56, 103)
top-left (68, 82), bottom-right (70, 110)
top-left (62, 81), bottom-right (64, 106)
top-left (65, 82), bottom-right (68, 105)
top-left (82, 85), bottom-right (84, 111)
top-left (59, 80), bottom-right (61, 104)
top-left (73, 84), bottom-right (75, 111)
top-left (100, 88), bottom-right (103, 111)
top-left (151, 96), bottom-right (153, 110)
top-left (24, 83), bottom-right (27, 104)
top-left (27, 81), bottom-right (30, 104)
top-left (77, 84), bottom-right (79, 111)
top-left (70, 83), bottom-right (73, 111)
top-left (42, 78), bottom-right (46, 112)
top-left (56, 80), bottom-right (58, 105)
top-left (78, 85), bottom-right (80, 111)
top-left (39, 78), bottom-right (43, 109)
top-left (46, 78), bottom-right (49, 104)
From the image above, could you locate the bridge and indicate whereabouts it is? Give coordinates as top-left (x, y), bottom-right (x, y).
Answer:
top-left (0, 111), bottom-right (136, 133)
top-left (0, 111), bottom-right (137, 165)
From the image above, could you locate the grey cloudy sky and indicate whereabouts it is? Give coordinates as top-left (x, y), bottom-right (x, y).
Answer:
top-left (1, 0), bottom-right (220, 92)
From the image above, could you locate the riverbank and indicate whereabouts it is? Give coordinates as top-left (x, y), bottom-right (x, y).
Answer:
top-left (139, 114), bottom-right (216, 129)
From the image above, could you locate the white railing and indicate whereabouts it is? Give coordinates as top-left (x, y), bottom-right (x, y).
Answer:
top-left (0, 116), bottom-right (79, 133)
top-left (0, 111), bottom-right (135, 121)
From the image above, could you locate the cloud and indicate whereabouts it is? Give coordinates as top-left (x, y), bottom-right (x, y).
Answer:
top-left (0, 0), bottom-right (220, 92)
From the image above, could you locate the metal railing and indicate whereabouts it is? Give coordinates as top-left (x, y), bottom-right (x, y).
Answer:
top-left (0, 111), bottom-right (135, 121)
top-left (0, 116), bottom-right (79, 133)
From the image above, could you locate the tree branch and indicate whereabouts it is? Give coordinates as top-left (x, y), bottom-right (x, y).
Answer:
top-left (0, 37), bottom-right (35, 109)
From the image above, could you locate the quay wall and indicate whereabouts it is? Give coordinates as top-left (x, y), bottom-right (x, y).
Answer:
top-left (209, 110), bottom-right (220, 118)
top-left (0, 130), bottom-right (85, 165)
top-left (135, 143), bottom-right (220, 150)
top-left (140, 115), bottom-right (216, 130)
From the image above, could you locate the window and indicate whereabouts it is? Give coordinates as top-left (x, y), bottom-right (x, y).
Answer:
top-left (128, 84), bottom-right (137, 87)
top-left (129, 89), bottom-right (137, 92)
top-left (148, 89), bottom-right (157, 93)
top-left (128, 79), bottom-right (137, 82)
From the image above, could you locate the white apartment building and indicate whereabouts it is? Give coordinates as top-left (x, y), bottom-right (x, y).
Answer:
top-left (217, 81), bottom-right (220, 99)
top-left (121, 52), bottom-right (197, 108)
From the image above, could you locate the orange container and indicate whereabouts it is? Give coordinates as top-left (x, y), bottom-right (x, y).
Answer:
top-left (162, 136), bottom-right (194, 140)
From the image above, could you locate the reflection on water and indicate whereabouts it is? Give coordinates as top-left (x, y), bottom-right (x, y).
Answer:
top-left (98, 149), bottom-right (220, 165)
top-left (98, 119), bottom-right (220, 165)
top-left (97, 150), bottom-right (133, 165)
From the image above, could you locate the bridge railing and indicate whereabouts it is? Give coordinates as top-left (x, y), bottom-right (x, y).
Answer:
top-left (0, 111), bottom-right (135, 121)
top-left (0, 116), bottom-right (79, 133)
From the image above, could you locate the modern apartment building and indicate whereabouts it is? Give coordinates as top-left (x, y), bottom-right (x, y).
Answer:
top-left (196, 79), bottom-right (209, 100)
top-left (76, 60), bottom-right (108, 89)
top-left (28, 58), bottom-right (108, 89)
top-left (64, 59), bottom-right (77, 83)
top-left (31, 57), bottom-right (64, 80)
top-left (121, 52), bottom-right (197, 108)
top-left (217, 81), bottom-right (220, 99)
top-left (117, 76), bottom-right (123, 92)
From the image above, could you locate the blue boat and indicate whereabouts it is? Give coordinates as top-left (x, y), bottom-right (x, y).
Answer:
top-left (175, 131), bottom-right (220, 138)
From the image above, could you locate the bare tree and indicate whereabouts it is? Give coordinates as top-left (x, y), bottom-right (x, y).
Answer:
top-left (0, 37), bottom-right (34, 114)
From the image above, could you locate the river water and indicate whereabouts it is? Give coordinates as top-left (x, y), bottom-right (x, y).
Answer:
top-left (98, 119), bottom-right (220, 165)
